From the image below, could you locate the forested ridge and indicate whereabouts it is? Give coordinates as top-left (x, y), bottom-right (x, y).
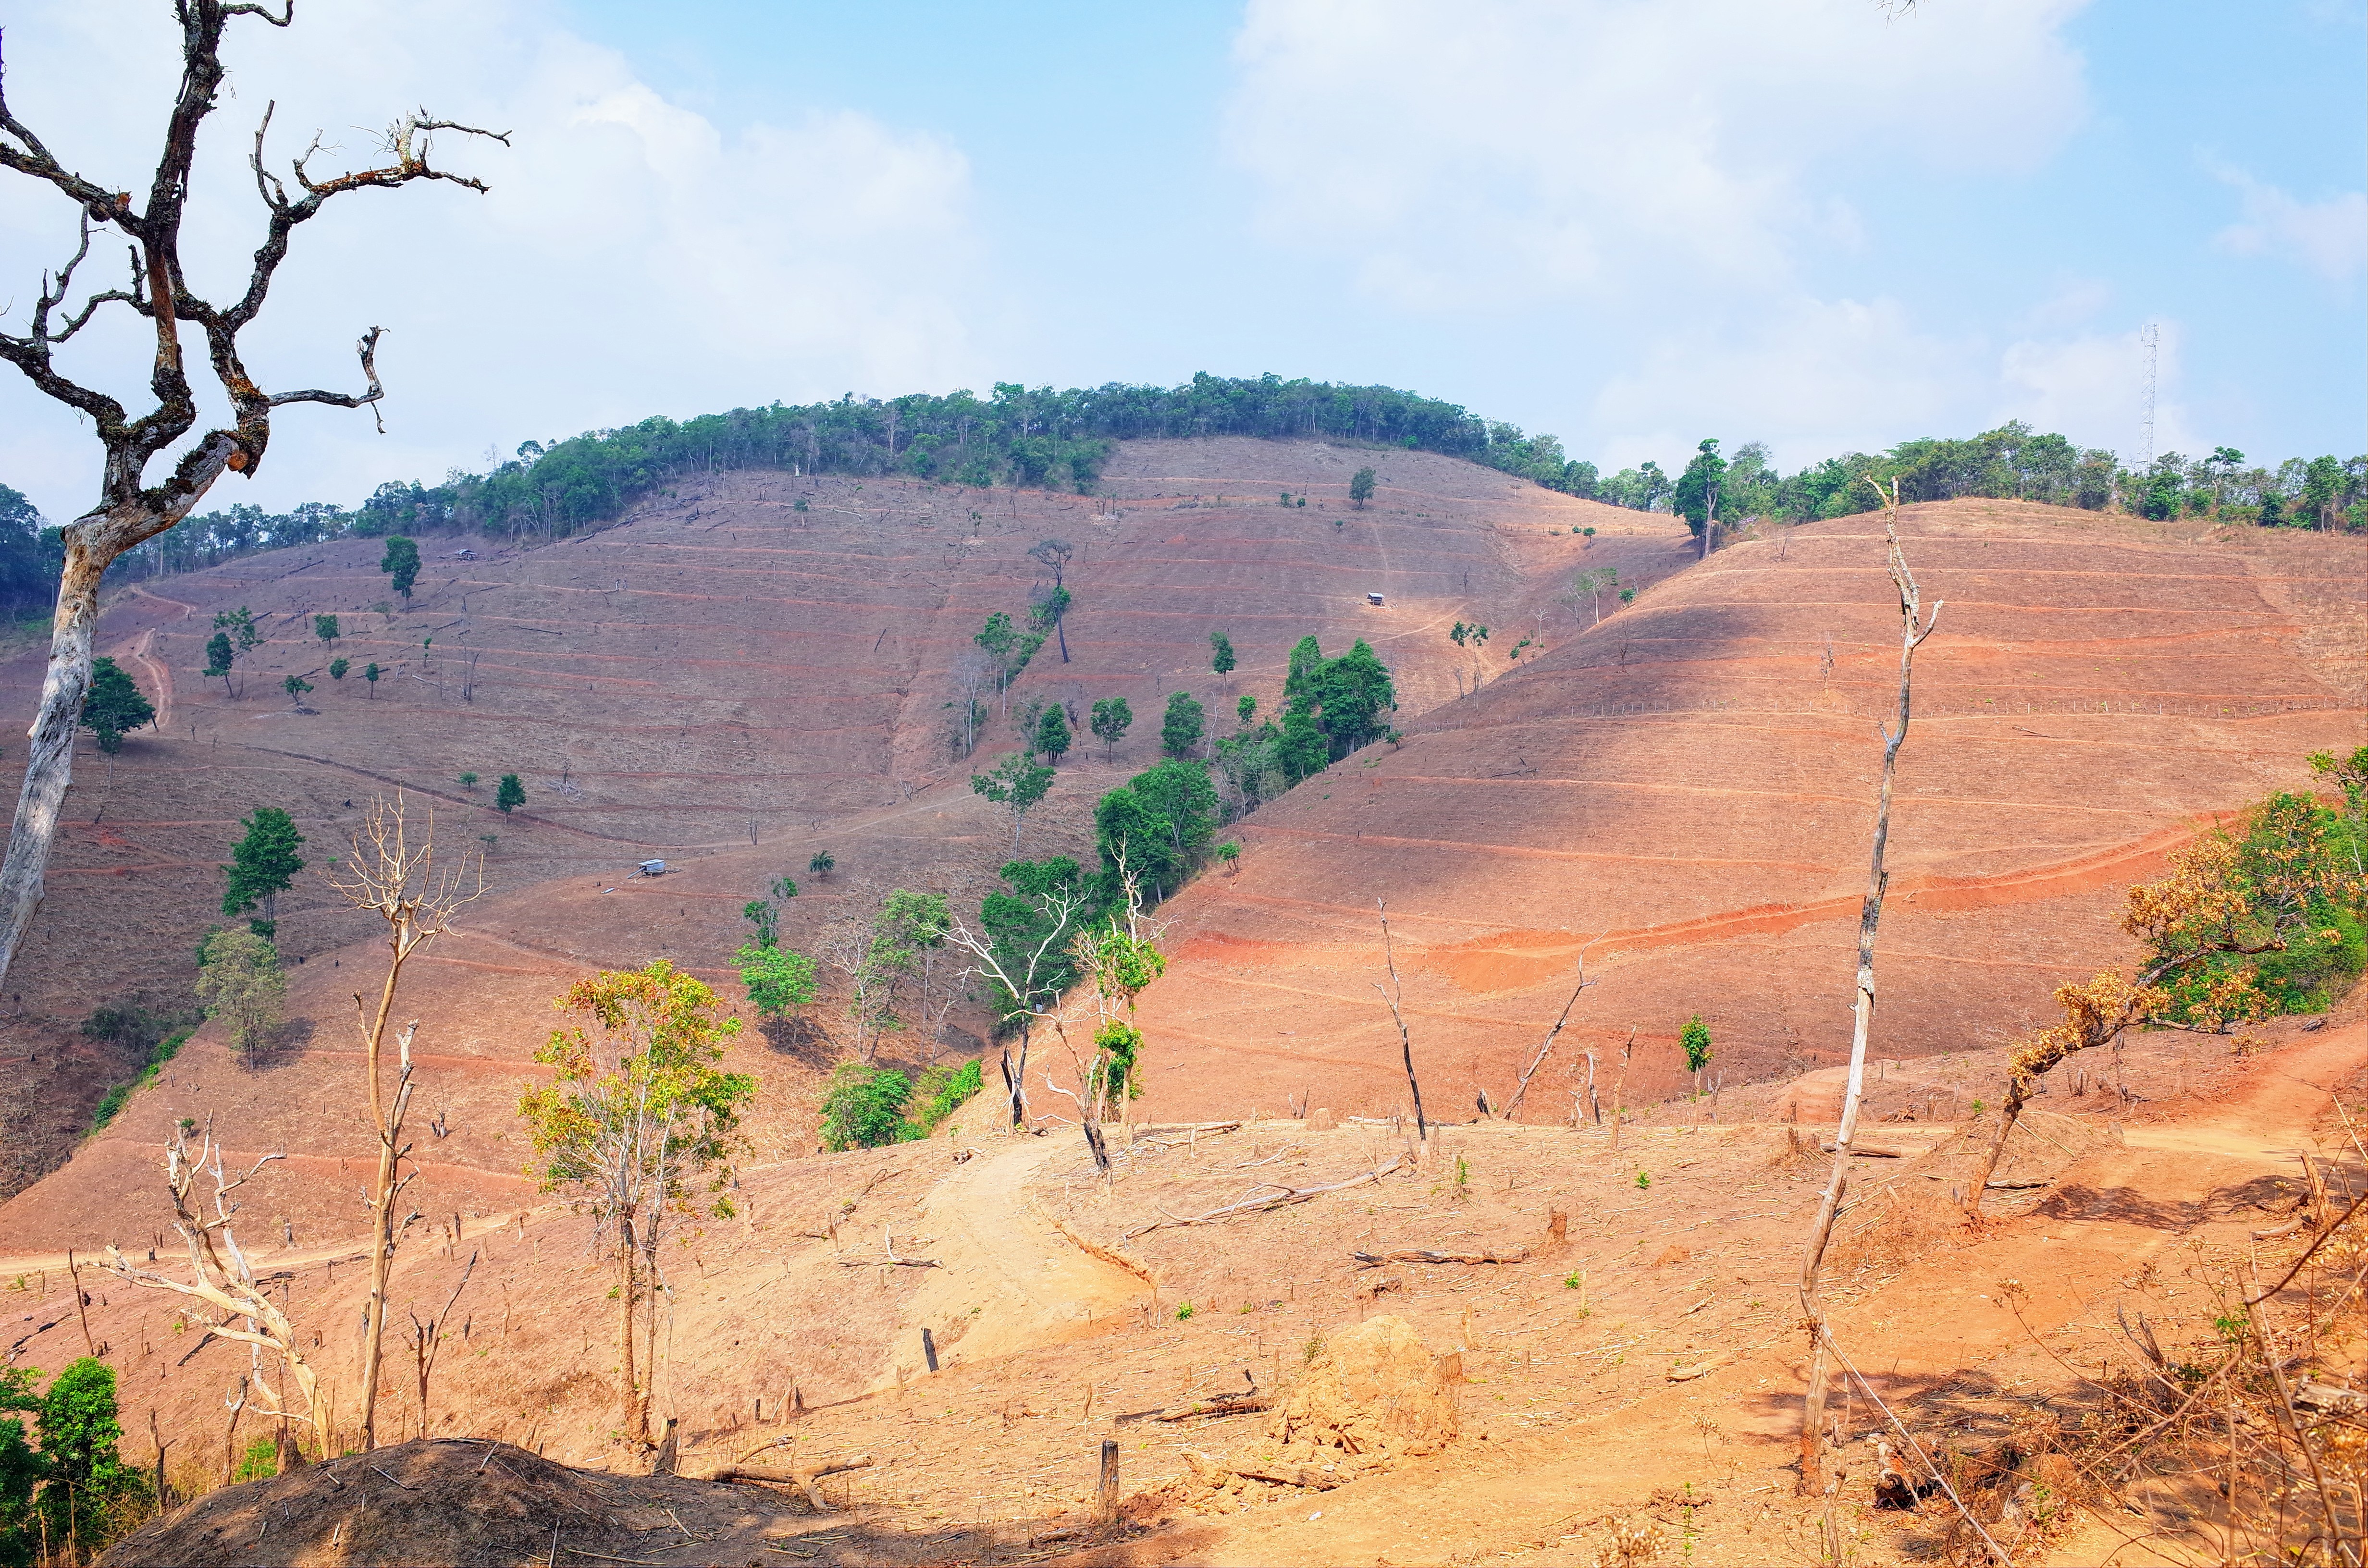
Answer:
top-left (3, 371), bottom-right (2361, 600)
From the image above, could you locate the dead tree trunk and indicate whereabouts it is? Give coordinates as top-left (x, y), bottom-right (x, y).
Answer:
top-left (1502, 959), bottom-right (1594, 1119)
top-left (329, 796), bottom-right (482, 1449)
top-left (1373, 901), bottom-right (1426, 1141)
top-left (0, 2), bottom-right (502, 995)
top-left (1796, 480), bottom-right (1940, 1496)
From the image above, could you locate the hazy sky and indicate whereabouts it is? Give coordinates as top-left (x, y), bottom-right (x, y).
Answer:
top-left (1, 0), bottom-right (2360, 522)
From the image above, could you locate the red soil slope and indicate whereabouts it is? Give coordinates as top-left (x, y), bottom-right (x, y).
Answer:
top-left (1126, 501), bottom-right (2368, 1124)
top-left (0, 437), bottom-right (1645, 1235)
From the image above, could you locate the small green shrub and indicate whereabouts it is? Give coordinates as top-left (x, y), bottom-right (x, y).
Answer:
top-left (1175, 1301), bottom-right (1195, 1321)
top-left (910, 1059), bottom-right (983, 1134)
top-left (1634, 1170), bottom-right (1652, 1190)
top-left (232, 1435), bottom-right (279, 1482)
top-left (819, 1063), bottom-right (916, 1151)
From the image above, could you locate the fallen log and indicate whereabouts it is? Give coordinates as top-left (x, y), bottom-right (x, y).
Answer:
top-left (1984, 1177), bottom-right (2051, 1190)
top-left (1155, 1394), bottom-right (1272, 1422)
top-left (1666, 1352), bottom-right (1736, 1382)
top-left (1233, 1461), bottom-right (1344, 1490)
top-left (1122, 1156), bottom-right (1404, 1240)
top-left (1351, 1246), bottom-right (1529, 1268)
top-left (1821, 1143), bottom-right (1911, 1158)
top-left (711, 1455), bottom-right (874, 1511)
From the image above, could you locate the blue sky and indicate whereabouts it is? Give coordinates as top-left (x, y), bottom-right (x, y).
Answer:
top-left (1, 0), bottom-right (2360, 520)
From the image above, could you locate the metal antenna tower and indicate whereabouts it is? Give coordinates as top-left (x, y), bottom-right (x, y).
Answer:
top-left (2138, 321), bottom-right (2158, 468)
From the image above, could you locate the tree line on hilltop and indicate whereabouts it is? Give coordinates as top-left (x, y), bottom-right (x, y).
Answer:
top-left (6, 375), bottom-right (2359, 608)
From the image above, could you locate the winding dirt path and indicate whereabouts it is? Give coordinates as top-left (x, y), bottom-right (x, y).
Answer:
top-left (889, 1131), bottom-right (1147, 1381)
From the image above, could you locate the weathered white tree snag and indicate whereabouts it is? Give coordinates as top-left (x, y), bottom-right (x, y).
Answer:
top-left (947, 877), bottom-right (1092, 1131)
top-left (0, 4), bottom-right (503, 995)
top-left (1796, 480), bottom-right (1940, 1497)
top-left (328, 795), bottom-right (482, 1450)
top-left (102, 1123), bottom-right (321, 1436)
top-left (1373, 900), bottom-right (1427, 1141)
top-left (1501, 956), bottom-right (1596, 1119)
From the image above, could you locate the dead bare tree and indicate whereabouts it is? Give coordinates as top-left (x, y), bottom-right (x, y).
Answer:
top-left (0, 3), bottom-right (505, 995)
top-left (405, 1248), bottom-right (478, 1440)
top-left (327, 794), bottom-right (483, 1449)
top-left (1373, 900), bottom-right (1427, 1142)
top-left (1795, 478), bottom-right (1940, 1495)
top-left (1500, 953), bottom-right (1597, 1120)
top-left (102, 1121), bottom-right (321, 1438)
top-left (946, 869), bottom-right (1093, 1130)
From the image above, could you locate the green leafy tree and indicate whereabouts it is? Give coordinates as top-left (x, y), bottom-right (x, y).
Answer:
top-left (808, 849), bottom-right (835, 879)
top-left (0, 1366), bottom-right (39, 1568)
top-left (1236, 694), bottom-right (1256, 726)
top-left (1673, 439), bottom-right (1727, 556)
top-left (1349, 467), bottom-right (1376, 508)
top-left (496, 773), bottom-right (525, 813)
top-left (36, 1358), bottom-right (141, 1555)
top-left (971, 752), bottom-right (1056, 852)
top-left (313, 613), bottom-right (339, 644)
top-left (214, 605), bottom-right (260, 656)
top-left (203, 630), bottom-right (234, 694)
top-left (282, 673), bottom-right (312, 705)
top-left (1680, 1014), bottom-right (1714, 1094)
top-left (78, 657), bottom-right (153, 754)
top-left (1095, 759), bottom-right (1218, 901)
top-left (363, 661), bottom-right (381, 697)
top-left (380, 535), bottom-right (421, 599)
top-left (742, 899), bottom-right (779, 949)
top-left (736, 943), bottom-right (817, 1022)
top-left (223, 806), bottom-right (305, 935)
top-left (1209, 631), bottom-right (1236, 685)
top-left (518, 962), bottom-right (753, 1444)
top-left (819, 1063), bottom-right (915, 1150)
top-left (1160, 690), bottom-right (1206, 759)
top-left (328, 656), bottom-right (349, 681)
top-left (1089, 696), bottom-right (1133, 761)
top-left (194, 927), bottom-right (285, 1052)
top-left (1034, 701), bottom-right (1072, 765)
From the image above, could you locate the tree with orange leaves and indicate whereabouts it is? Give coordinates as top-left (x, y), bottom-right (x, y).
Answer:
top-left (1965, 782), bottom-right (2366, 1212)
top-left (518, 962), bottom-right (753, 1446)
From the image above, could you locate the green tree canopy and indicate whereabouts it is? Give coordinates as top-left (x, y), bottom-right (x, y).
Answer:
top-left (1160, 690), bottom-right (1206, 760)
top-left (313, 612), bottom-right (339, 643)
top-left (79, 657), bottom-right (153, 753)
top-left (1033, 701), bottom-right (1072, 764)
top-left (195, 927), bottom-right (286, 1052)
top-left (736, 943), bottom-right (818, 1021)
top-left (1209, 631), bottom-right (1236, 679)
top-left (1089, 696), bottom-right (1133, 760)
top-left (380, 535), bottom-right (421, 598)
top-left (223, 806), bottom-right (305, 929)
top-left (1349, 467), bottom-right (1376, 507)
top-left (971, 753), bottom-right (1055, 852)
top-left (1095, 759), bottom-right (1218, 901)
top-left (1673, 439), bottom-right (1726, 540)
top-left (496, 773), bottom-right (526, 813)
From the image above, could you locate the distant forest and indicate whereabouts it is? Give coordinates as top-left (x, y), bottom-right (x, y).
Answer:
top-left (3, 372), bottom-right (2361, 602)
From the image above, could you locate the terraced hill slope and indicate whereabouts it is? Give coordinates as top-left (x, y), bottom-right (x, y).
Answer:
top-left (0, 437), bottom-right (1661, 1232)
top-left (1126, 500), bottom-right (2368, 1124)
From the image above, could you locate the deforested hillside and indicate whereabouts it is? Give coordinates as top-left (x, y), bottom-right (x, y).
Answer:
top-left (1126, 499), bottom-right (2368, 1123)
top-left (0, 437), bottom-right (1660, 1227)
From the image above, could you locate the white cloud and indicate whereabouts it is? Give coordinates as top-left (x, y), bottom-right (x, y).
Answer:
top-left (0, 0), bottom-right (984, 519)
top-left (1223, 0), bottom-right (2103, 460)
top-left (2207, 159), bottom-right (2368, 281)
top-left (1998, 320), bottom-right (2200, 462)
top-left (1225, 0), bottom-right (2090, 312)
